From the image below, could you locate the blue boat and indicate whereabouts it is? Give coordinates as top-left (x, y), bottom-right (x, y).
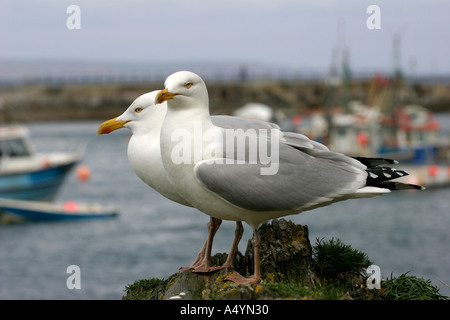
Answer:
top-left (0, 126), bottom-right (82, 201)
top-left (0, 198), bottom-right (118, 222)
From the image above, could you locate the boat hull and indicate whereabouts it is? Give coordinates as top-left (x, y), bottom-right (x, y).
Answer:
top-left (0, 161), bottom-right (77, 201)
top-left (0, 198), bottom-right (118, 222)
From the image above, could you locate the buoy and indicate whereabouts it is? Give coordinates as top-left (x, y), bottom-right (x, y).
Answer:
top-left (77, 165), bottom-right (91, 182)
top-left (357, 131), bottom-right (369, 147)
top-left (428, 165), bottom-right (438, 178)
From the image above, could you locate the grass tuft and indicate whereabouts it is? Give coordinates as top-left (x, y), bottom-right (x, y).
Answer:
top-left (312, 237), bottom-right (372, 280)
top-left (380, 272), bottom-right (448, 300)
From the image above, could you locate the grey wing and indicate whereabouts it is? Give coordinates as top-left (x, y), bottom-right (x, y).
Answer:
top-left (280, 131), bottom-right (367, 171)
top-left (211, 115), bottom-right (280, 131)
top-left (212, 115), bottom-right (320, 151)
top-left (280, 131), bottom-right (328, 152)
top-left (194, 140), bottom-right (368, 212)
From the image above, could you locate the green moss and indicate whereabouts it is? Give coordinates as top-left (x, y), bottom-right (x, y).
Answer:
top-left (378, 272), bottom-right (448, 300)
top-left (312, 237), bottom-right (372, 280)
top-left (123, 274), bottom-right (178, 300)
top-left (123, 278), bottom-right (161, 300)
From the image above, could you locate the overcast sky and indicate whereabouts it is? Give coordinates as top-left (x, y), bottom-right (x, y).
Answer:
top-left (1, 0), bottom-right (449, 75)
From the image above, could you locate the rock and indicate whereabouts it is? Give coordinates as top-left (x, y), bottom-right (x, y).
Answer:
top-left (243, 219), bottom-right (314, 285)
top-left (123, 219), bottom-right (315, 300)
top-left (123, 220), bottom-right (449, 300)
top-left (163, 270), bottom-right (210, 300)
top-left (163, 269), bottom-right (274, 300)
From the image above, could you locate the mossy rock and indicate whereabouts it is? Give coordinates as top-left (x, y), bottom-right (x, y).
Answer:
top-left (123, 219), bottom-right (448, 300)
top-left (123, 277), bottom-right (173, 300)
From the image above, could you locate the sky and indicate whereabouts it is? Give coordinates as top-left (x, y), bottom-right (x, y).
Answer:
top-left (1, 0), bottom-right (449, 77)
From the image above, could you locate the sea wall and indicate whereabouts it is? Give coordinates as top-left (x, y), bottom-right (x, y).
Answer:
top-left (0, 79), bottom-right (449, 123)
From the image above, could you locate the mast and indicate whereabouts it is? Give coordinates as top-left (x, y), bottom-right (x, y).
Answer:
top-left (391, 34), bottom-right (402, 118)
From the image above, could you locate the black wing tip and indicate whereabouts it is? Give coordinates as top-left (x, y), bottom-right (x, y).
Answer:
top-left (379, 181), bottom-right (426, 191)
top-left (404, 183), bottom-right (426, 191)
top-left (353, 156), bottom-right (399, 167)
top-left (353, 156), bottom-right (427, 191)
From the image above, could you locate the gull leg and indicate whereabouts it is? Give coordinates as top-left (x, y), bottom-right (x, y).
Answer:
top-left (226, 226), bottom-right (262, 285)
top-left (209, 221), bottom-right (243, 271)
top-left (191, 217), bottom-right (222, 273)
top-left (179, 238), bottom-right (207, 272)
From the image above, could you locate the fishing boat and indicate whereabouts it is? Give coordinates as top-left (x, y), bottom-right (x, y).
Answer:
top-left (0, 198), bottom-right (118, 222)
top-left (292, 102), bottom-right (450, 188)
top-left (0, 125), bottom-right (82, 201)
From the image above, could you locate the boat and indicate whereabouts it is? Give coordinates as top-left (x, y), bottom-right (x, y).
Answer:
top-left (291, 102), bottom-right (450, 188)
top-left (0, 198), bottom-right (118, 222)
top-left (0, 125), bottom-right (82, 201)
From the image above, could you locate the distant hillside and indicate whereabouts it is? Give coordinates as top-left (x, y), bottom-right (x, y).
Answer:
top-left (3, 59), bottom-right (449, 86)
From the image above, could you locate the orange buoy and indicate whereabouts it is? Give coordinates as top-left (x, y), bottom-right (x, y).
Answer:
top-left (357, 131), bottom-right (369, 147)
top-left (428, 165), bottom-right (438, 178)
top-left (76, 165), bottom-right (91, 182)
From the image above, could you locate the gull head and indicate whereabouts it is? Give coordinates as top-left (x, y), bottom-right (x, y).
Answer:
top-left (97, 91), bottom-right (166, 135)
top-left (155, 71), bottom-right (209, 110)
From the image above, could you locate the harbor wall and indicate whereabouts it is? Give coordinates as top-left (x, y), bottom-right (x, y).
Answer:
top-left (0, 79), bottom-right (449, 122)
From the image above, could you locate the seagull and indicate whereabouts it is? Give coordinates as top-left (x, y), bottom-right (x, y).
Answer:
top-left (96, 91), bottom-right (281, 273)
top-left (155, 71), bottom-right (424, 285)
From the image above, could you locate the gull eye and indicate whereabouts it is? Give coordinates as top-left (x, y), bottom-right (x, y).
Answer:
top-left (184, 81), bottom-right (193, 89)
top-left (134, 107), bottom-right (143, 113)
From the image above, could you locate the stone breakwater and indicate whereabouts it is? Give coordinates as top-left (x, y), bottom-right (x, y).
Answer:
top-left (1, 79), bottom-right (449, 122)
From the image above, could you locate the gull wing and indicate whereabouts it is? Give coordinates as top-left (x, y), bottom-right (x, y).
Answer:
top-left (194, 137), bottom-right (371, 212)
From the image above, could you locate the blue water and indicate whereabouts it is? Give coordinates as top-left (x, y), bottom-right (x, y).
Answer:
top-left (0, 119), bottom-right (449, 300)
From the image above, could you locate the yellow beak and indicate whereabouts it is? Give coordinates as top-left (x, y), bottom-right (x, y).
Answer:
top-left (155, 88), bottom-right (178, 104)
top-left (97, 117), bottom-right (130, 135)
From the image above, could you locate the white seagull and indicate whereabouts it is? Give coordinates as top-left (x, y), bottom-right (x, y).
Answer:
top-left (97, 91), bottom-right (281, 273)
top-left (155, 71), bottom-right (424, 285)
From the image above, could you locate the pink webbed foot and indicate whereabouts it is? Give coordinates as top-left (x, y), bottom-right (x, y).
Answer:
top-left (225, 271), bottom-right (261, 285)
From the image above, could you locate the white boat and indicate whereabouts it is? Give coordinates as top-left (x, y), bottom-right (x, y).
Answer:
top-left (0, 125), bottom-right (83, 200)
top-left (292, 103), bottom-right (450, 188)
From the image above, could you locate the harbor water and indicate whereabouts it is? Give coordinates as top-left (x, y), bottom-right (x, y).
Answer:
top-left (1, 117), bottom-right (449, 300)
